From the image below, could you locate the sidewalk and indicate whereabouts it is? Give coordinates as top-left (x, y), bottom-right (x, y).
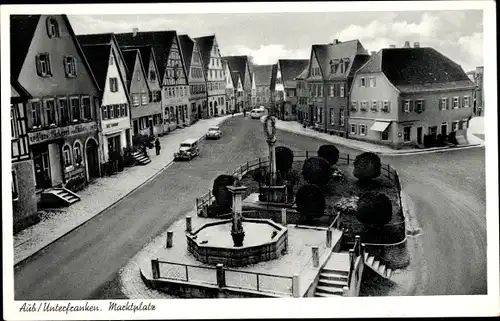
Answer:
top-left (270, 117), bottom-right (484, 156)
top-left (13, 114), bottom-right (240, 265)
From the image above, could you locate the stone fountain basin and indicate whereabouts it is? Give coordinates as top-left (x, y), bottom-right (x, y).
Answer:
top-left (186, 218), bottom-right (288, 267)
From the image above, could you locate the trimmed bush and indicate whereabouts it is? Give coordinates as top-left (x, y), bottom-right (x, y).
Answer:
top-left (317, 144), bottom-right (340, 166)
top-left (286, 168), bottom-right (301, 200)
top-left (132, 134), bottom-right (154, 149)
top-left (448, 131), bottom-right (459, 145)
top-left (122, 147), bottom-right (136, 167)
top-left (295, 184), bottom-right (325, 224)
top-left (212, 174), bottom-right (235, 211)
top-left (436, 134), bottom-right (447, 147)
top-left (356, 192), bottom-right (392, 225)
top-left (65, 175), bottom-right (86, 192)
top-left (353, 152), bottom-right (381, 182)
top-left (275, 146), bottom-right (294, 177)
top-left (302, 156), bottom-right (332, 187)
top-left (334, 196), bottom-right (359, 216)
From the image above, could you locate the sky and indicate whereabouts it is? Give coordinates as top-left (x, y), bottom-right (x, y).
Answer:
top-left (69, 10), bottom-right (483, 72)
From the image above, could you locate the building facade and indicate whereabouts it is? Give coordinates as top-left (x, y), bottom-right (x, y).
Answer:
top-left (222, 59), bottom-right (236, 113)
top-left (11, 15), bottom-right (101, 193)
top-left (81, 44), bottom-right (132, 168)
top-left (467, 66), bottom-right (484, 116)
top-left (196, 35), bottom-right (226, 117)
top-left (231, 71), bottom-right (245, 112)
top-left (350, 44), bottom-right (475, 149)
top-left (251, 64), bottom-right (273, 109)
top-left (295, 64), bottom-right (309, 122)
top-left (179, 35), bottom-right (207, 123)
top-left (270, 59), bottom-right (309, 121)
top-left (11, 79), bottom-right (37, 230)
top-left (223, 56), bottom-right (253, 111)
top-left (306, 40), bottom-right (370, 136)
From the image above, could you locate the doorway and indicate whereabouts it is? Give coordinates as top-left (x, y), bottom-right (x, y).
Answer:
top-left (441, 122), bottom-right (448, 136)
top-left (198, 105), bottom-right (202, 119)
top-left (149, 116), bottom-right (154, 136)
top-left (33, 146), bottom-right (51, 190)
top-left (86, 139), bottom-right (100, 180)
top-left (133, 120), bottom-right (139, 135)
top-left (417, 127), bottom-right (423, 144)
top-left (175, 106), bottom-right (179, 124)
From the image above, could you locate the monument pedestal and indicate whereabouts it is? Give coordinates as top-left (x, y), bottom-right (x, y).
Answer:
top-left (258, 185), bottom-right (287, 203)
top-left (243, 193), bottom-right (300, 224)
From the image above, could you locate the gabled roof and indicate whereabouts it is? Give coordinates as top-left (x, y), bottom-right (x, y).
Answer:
top-left (122, 49), bottom-right (150, 91)
top-left (295, 63), bottom-right (310, 80)
top-left (11, 15), bottom-right (100, 91)
top-left (11, 77), bottom-right (32, 102)
top-left (81, 44), bottom-right (112, 91)
top-left (194, 35), bottom-right (215, 73)
top-left (252, 64), bottom-right (274, 86)
top-left (120, 45), bottom-right (152, 71)
top-left (115, 31), bottom-right (177, 80)
top-left (222, 56), bottom-right (251, 87)
top-left (278, 59), bottom-right (309, 88)
top-left (231, 71), bottom-right (242, 88)
top-left (311, 40), bottom-right (367, 81)
top-left (178, 35), bottom-right (195, 74)
top-left (357, 47), bottom-right (475, 92)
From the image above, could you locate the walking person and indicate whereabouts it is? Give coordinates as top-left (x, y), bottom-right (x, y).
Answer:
top-left (243, 109), bottom-right (246, 117)
top-left (155, 138), bottom-right (161, 155)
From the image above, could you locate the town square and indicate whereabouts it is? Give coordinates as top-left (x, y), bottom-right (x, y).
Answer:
top-left (3, 2), bottom-right (498, 319)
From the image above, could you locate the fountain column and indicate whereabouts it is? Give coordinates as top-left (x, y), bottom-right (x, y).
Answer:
top-left (264, 115), bottom-right (278, 186)
top-left (227, 180), bottom-right (248, 247)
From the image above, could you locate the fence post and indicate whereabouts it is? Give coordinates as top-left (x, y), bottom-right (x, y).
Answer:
top-left (326, 228), bottom-right (332, 248)
top-left (195, 198), bottom-right (199, 211)
top-left (151, 259), bottom-right (160, 279)
top-left (292, 274), bottom-right (300, 297)
top-left (312, 246), bottom-right (319, 267)
top-left (256, 274), bottom-right (260, 292)
top-left (185, 265), bottom-right (189, 282)
top-left (347, 154), bottom-right (350, 165)
top-left (186, 216), bottom-right (192, 233)
top-left (216, 264), bottom-right (225, 288)
top-left (354, 235), bottom-right (361, 256)
top-left (281, 208), bottom-right (287, 225)
top-left (342, 286), bottom-right (349, 297)
top-left (166, 231), bottom-right (173, 248)
top-left (306, 151), bottom-right (309, 159)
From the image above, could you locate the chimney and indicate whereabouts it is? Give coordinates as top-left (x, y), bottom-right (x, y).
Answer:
top-left (371, 51), bottom-right (377, 56)
top-left (133, 28), bottom-right (139, 37)
top-left (332, 39), bottom-right (340, 44)
top-left (404, 41), bottom-right (410, 48)
top-left (389, 44), bottom-right (396, 48)
top-left (414, 42), bottom-right (420, 48)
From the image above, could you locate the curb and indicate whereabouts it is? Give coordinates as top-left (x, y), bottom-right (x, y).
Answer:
top-left (14, 115), bottom-right (238, 269)
top-left (276, 125), bottom-right (484, 156)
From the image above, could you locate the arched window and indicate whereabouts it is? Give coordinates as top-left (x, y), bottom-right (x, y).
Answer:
top-left (46, 16), bottom-right (60, 38)
top-left (73, 142), bottom-right (83, 166)
top-left (63, 145), bottom-right (72, 167)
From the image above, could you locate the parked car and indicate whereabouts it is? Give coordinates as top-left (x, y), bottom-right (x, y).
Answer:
top-left (250, 108), bottom-right (265, 119)
top-left (206, 126), bottom-right (222, 140)
top-left (257, 106), bottom-right (266, 112)
top-left (174, 139), bottom-right (199, 161)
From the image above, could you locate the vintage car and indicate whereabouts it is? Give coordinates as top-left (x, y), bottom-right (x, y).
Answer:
top-left (250, 108), bottom-right (265, 119)
top-left (206, 126), bottom-right (222, 139)
top-left (173, 139), bottom-right (199, 161)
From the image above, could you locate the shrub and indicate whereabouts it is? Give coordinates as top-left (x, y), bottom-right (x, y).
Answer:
top-left (353, 152), bottom-right (381, 182)
top-left (285, 168), bottom-right (301, 200)
top-left (275, 146), bottom-right (294, 177)
top-left (122, 147), bottom-right (136, 167)
top-left (355, 192), bottom-right (392, 225)
top-left (295, 184), bottom-right (325, 224)
top-left (334, 196), bottom-right (359, 216)
top-left (331, 167), bottom-right (345, 181)
top-left (302, 156), bottom-right (332, 187)
top-left (317, 144), bottom-right (340, 166)
top-left (212, 174), bottom-right (235, 211)
top-left (132, 134), bottom-right (154, 149)
top-left (448, 131), bottom-right (459, 145)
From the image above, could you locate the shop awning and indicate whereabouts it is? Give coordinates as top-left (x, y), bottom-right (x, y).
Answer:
top-left (370, 121), bottom-right (391, 132)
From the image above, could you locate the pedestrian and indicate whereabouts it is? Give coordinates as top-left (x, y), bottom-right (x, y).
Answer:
top-left (243, 109), bottom-right (246, 117)
top-left (232, 109), bottom-right (235, 117)
top-left (155, 138), bottom-right (161, 155)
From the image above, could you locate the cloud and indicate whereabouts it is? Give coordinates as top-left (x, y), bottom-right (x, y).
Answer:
top-left (70, 15), bottom-right (174, 34)
top-left (225, 44), bottom-right (310, 65)
top-left (333, 12), bottom-right (483, 71)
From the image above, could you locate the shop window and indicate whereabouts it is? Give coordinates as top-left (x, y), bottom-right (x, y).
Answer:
top-left (73, 142), bottom-right (83, 166)
top-left (63, 145), bottom-right (72, 167)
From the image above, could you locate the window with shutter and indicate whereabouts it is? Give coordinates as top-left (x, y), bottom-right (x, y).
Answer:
top-left (102, 106), bottom-right (108, 120)
top-left (36, 53), bottom-right (52, 77)
top-left (350, 124), bottom-right (357, 135)
top-left (46, 17), bottom-right (60, 38)
top-left (64, 56), bottom-right (77, 77)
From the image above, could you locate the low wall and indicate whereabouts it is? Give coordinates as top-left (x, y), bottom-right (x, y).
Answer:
top-left (347, 256), bottom-right (365, 297)
top-left (142, 271), bottom-right (280, 299)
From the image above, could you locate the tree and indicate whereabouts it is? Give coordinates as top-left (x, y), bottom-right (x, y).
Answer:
top-left (317, 144), bottom-right (340, 166)
top-left (275, 146), bottom-right (294, 178)
top-left (353, 152), bottom-right (381, 182)
top-left (355, 192), bottom-right (392, 225)
top-left (295, 184), bottom-right (325, 224)
top-left (302, 156), bottom-right (332, 187)
top-left (212, 174), bottom-right (235, 211)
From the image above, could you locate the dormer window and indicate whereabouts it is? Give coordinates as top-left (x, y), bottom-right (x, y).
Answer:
top-left (46, 17), bottom-right (60, 38)
top-left (339, 60), bottom-right (345, 73)
top-left (64, 56), bottom-right (77, 77)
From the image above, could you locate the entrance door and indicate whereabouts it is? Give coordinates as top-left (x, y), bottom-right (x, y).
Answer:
top-left (417, 127), bottom-right (423, 144)
top-left (133, 120), bottom-right (139, 135)
top-left (33, 149), bottom-right (51, 189)
top-left (86, 139), bottom-right (100, 179)
top-left (198, 105), bottom-right (202, 119)
top-left (441, 123), bottom-right (448, 136)
top-left (175, 107), bottom-right (179, 124)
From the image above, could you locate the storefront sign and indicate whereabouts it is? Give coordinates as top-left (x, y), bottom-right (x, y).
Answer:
top-left (102, 118), bottom-right (130, 134)
top-left (28, 122), bottom-right (97, 145)
top-left (106, 122), bottom-right (120, 128)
